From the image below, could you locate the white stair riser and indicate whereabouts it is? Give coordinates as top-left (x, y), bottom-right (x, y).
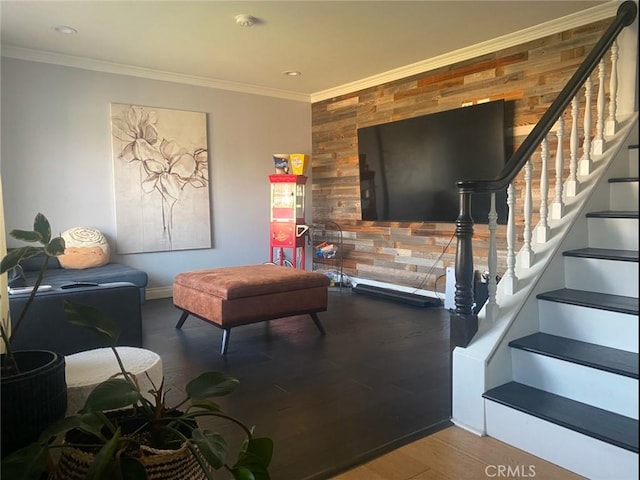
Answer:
top-left (538, 300), bottom-right (638, 353)
top-left (511, 349), bottom-right (638, 419)
top-left (485, 400), bottom-right (639, 480)
top-left (588, 218), bottom-right (638, 250)
top-left (629, 146), bottom-right (638, 177)
top-left (610, 181), bottom-right (639, 210)
top-left (564, 256), bottom-right (638, 296)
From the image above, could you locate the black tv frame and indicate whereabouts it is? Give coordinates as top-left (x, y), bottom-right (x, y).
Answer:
top-left (357, 100), bottom-right (509, 224)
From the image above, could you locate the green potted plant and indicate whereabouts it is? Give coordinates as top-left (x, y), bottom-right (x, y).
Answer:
top-left (1, 213), bottom-right (68, 457)
top-left (1, 300), bottom-right (273, 479)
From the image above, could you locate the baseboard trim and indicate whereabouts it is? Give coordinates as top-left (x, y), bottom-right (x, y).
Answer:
top-left (146, 285), bottom-right (173, 300)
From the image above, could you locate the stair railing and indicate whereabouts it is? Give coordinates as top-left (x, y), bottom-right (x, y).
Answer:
top-left (451, 0), bottom-right (638, 348)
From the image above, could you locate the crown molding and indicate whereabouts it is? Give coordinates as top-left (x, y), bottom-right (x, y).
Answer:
top-left (0, 1), bottom-right (619, 105)
top-left (0, 46), bottom-right (312, 103)
top-left (310, 1), bottom-right (620, 103)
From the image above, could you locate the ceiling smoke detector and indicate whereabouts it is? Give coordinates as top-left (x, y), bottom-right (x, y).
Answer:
top-left (235, 14), bottom-right (256, 27)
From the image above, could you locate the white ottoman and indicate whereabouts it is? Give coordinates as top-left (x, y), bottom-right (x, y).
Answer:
top-left (65, 347), bottom-right (163, 415)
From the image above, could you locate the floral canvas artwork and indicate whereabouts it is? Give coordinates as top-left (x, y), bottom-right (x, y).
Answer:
top-left (111, 103), bottom-right (211, 254)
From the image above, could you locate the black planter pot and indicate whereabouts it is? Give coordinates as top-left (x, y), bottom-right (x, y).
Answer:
top-left (1, 350), bottom-right (67, 458)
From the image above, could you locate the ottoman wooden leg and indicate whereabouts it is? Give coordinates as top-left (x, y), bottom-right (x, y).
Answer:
top-left (175, 310), bottom-right (190, 329)
top-left (310, 312), bottom-right (326, 335)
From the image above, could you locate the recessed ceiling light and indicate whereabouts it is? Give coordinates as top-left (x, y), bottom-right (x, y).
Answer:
top-left (52, 25), bottom-right (78, 35)
top-left (283, 71), bottom-right (302, 77)
top-left (235, 14), bottom-right (256, 27)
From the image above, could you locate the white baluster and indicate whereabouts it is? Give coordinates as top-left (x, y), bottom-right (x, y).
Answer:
top-left (485, 193), bottom-right (498, 322)
top-left (605, 40), bottom-right (618, 137)
top-left (520, 160), bottom-right (534, 267)
top-left (592, 59), bottom-right (606, 155)
top-left (566, 96), bottom-right (579, 197)
top-left (502, 183), bottom-right (518, 295)
top-left (579, 76), bottom-right (593, 176)
top-left (537, 137), bottom-right (550, 244)
top-left (551, 116), bottom-right (565, 220)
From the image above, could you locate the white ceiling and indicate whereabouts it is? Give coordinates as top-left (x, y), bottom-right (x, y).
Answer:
top-left (1, 1), bottom-right (614, 102)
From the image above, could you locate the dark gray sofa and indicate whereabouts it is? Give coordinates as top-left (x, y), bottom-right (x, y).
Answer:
top-left (19, 255), bottom-right (148, 303)
top-left (7, 255), bottom-right (148, 355)
top-left (9, 282), bottom-right (143, 356)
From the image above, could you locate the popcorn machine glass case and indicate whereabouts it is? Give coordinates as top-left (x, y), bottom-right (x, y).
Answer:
top-left (269, 174), bottom-right (306, 223)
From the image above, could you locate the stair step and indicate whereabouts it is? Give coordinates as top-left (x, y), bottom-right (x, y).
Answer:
top-left (587, 214), bottom-right (638, 250)
top-left (609, 177), bottom-right (639, 210)
top-left (562, 249), bottom-right (638, 296)
top-left (563, 247), bottom-right (638, 262)
top-left (483, 382), bottom-right (639, 453)
top-left (537, 288), bottom-right (638, 315)
top-left (510, 332), bottom-right (638, 378)
top-left (538, 298), bottom-right (639, 353)
top-left (586, 210), bottom-right (639, 218)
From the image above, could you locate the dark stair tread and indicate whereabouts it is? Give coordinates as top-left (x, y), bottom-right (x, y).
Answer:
top-left (609, 177), bottom-right (639, 183)
top-left (586, 210), bottom-right (638, 218)
top-left (510, 332), bottom-right (638, 378)
top-left (483, 382), bottom-right (639, 453)
top-left (563, 247), bottom-right (638, 262)
top-left (537, 288), bottom-right (638, 315)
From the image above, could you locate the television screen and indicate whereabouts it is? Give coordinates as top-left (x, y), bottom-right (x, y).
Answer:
top-left (357, 100), bottom-right (508, 223)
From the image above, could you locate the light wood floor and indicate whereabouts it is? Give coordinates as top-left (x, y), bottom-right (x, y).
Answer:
top-left (332, 426), bottom-right (585, 479)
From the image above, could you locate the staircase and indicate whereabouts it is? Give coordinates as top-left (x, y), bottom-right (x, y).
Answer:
top-left (483, 141), bottom-right (639, 479)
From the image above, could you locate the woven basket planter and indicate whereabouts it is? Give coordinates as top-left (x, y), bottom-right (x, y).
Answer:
top-left (1, 350), bottom-right (67, 458)
top-left (50, 408), bottom-right (209, 479)
top-left (52, 442), bottom-right (206, 480)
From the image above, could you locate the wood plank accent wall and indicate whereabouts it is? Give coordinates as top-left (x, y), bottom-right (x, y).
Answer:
top-left (311, 18), bottom-right (612, 294)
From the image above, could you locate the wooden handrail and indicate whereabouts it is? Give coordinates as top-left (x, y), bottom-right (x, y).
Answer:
top-left (458, 0), bottom-right (637, 194)
top-left (450, 0), bottom-right (637, 349)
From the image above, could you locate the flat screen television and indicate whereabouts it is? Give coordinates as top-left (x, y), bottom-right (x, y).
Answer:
top-left (357, 100), bottom-right (508, 224)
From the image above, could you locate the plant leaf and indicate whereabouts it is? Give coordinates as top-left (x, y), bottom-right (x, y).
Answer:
top-left (244, 437), bottom-right (273, 468)
top-left (46, 236), bottom-right (66, 256)
top-left (38, 413), bottom-right (88, 440)
top-left (185, 372), bottom-right (239, 401)
top-left (186, 399), bottom-right (222, 413)
top-left (32, 213), bottom-right (52, 244)
top-left (118, 455), bottom-right (147, 480)
top-left (231, 466), bottom-right (256, 480)
top-left (0, 441), bottom-right (49, 480)
top-left (190, 429), bottom-right (228, 470)
top-left (9, 229), bottom-right (42, 243)
top-left (85, 428), bottom-right (123, 480)
top-left (81, 379), bottom-right (141, 413)
top-left (64, 300), bottom-right (121, 346)
top-left (233, 437), bottom-right (273, 480)
top-left (0, 246), bottom-right (42, 273)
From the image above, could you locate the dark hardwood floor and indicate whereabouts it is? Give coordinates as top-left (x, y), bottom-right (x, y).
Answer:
top-left (141, 288), bottom-right (452, 480)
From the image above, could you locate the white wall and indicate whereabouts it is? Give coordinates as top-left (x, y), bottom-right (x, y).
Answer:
top-left (0, 58), bottom-right (311, 293)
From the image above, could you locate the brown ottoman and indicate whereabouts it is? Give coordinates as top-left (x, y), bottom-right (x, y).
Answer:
top-left (173, 264), bottom-right (331, 354)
